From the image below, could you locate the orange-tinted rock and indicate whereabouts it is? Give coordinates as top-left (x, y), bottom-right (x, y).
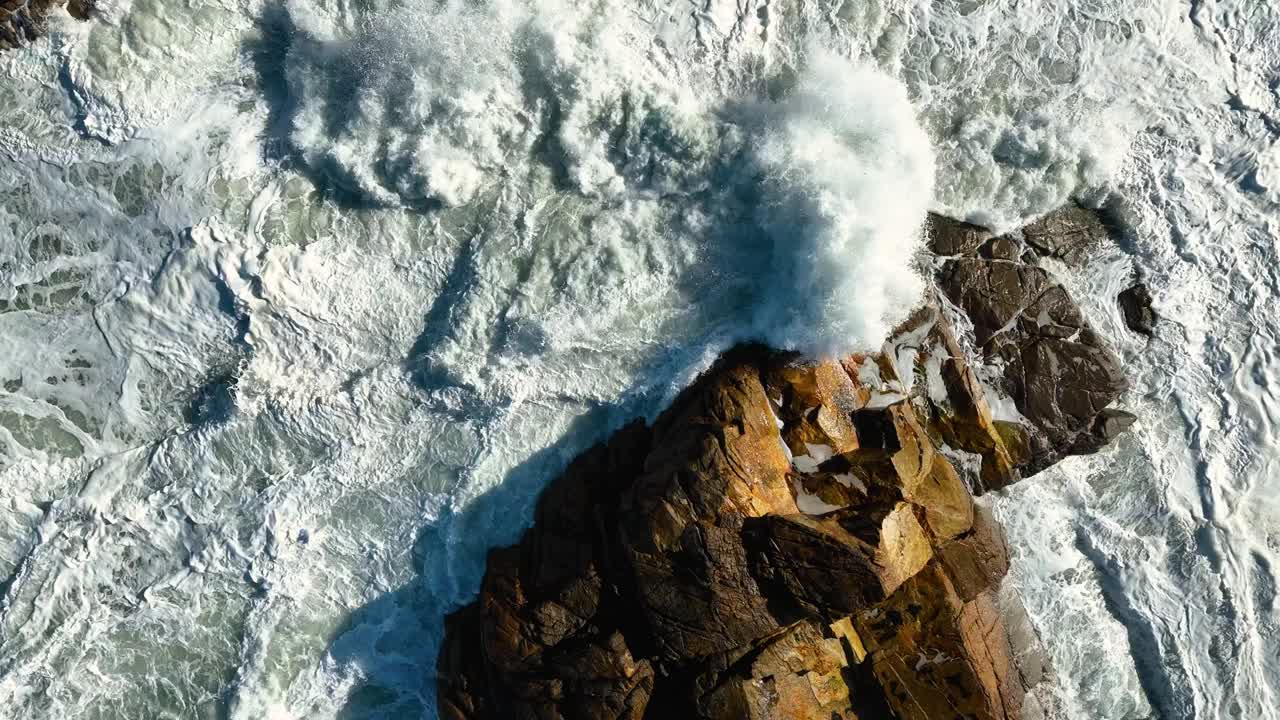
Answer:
top-left (438, 348), bottom-right (1047, 720)
top-left (937, 504), bottom-right (1012, 603)
top-left (854, 563), bottom-right (1024, 720)
top-left (767, 358), bottom-right (863, 457)
top-left (1, 0), bottom-right (93, 51)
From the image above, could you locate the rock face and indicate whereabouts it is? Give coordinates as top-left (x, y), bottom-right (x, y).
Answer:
top-left (438, 204), bottom-right (1132, 720)
top-left (439, 343), bottom-right (1045, 720)
top-left (928, 206), bottom-right (1131, 474)
top-left (1118, 281), bottom-right (1157, 336)
top-left (1, 0), bottom-right (92, 51)
top-left (1018, 206), bottom-right (1112, 266)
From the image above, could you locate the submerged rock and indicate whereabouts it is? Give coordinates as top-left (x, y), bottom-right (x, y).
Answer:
top-left (1068, 407), bottom-right (1139, 456)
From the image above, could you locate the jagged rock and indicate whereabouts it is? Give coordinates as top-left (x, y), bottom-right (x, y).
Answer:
top-left (1118, 281), bottom-right (1157, 336)
top-left (938, 255), bottom-right (1128, 473)
top-left (1020, 205), bottom-right (1111, 265)
top-left (937, 504), bottom-right (1011, 602)
top-left (982, 234), bottom-right (1026, 261)
top-left (926, 206), bottom-right (1130, 472)
top-left (766, 359), bottom-right (863, 462)
top-left (1067, 407), bottom-right (1138, 455)
top-left (1, 0), bottom-right (92, 51)
top-left (693, 621), bottom-right (855, 720)
top-left (438, 347), bottom-right (1043, 720)
top-left (620, 362), bottom-right (796, 660)
top-left (876, 301), bottom-right (1028, 494)
top-left (439, 202), bottom-right (1130, 719)
top-left (927, 213), bottom-right (993, 256)
top-left (853, 562), bottom-right (1024, 720)
top-left (744, 505), bottom-right (932, 619)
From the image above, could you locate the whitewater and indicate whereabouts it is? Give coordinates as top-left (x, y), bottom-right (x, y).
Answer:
top-left (0, 0), bottom-right (1277, 718)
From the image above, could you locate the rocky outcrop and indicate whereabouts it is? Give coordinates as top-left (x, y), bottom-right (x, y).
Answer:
top-left (1018, 206), bottom-right (1113, 266)
top-left (928, 206), bottom-right (1131, 473)
top-left (1, 0), bottom-right (92, 51)
top-left (438, 341), bottom-right (1048, 720)
top-left (438, 204), bottom-right (1132, 720)
top-left (1118, 281), bottom-right (1156, 336)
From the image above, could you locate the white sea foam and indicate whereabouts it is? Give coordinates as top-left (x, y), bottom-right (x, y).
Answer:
top-left (751, 50), bottom-right (934, 353)
top-left (281, 0), bottom-right (934, 353)
top-left (5, 0), bottom-right (1280, 718)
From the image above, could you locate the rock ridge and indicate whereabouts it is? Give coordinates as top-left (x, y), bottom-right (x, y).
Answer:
top-left (437, 205), bottom-right (1133, 719)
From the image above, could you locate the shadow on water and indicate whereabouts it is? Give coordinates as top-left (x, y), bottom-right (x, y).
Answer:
top-left (243, 0), bottom-right (442, 213)
top-left (1074, 527), bottom-right (1190, 720)
top-left (326, 402), bottom-right (633, 720)
top-left (234, 7), bottom-right (789, 716)
top-left (315, 217), bottom-right (772, 718)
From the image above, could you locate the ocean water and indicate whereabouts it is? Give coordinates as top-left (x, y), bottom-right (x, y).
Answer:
top-left (0, 1), bottom-right (1276, 718)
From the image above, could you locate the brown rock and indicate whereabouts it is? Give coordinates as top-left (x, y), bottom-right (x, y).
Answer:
top-left (2, 0), bottom-right (93, 51)
top-left (879, 301), bottom-right (1027, 495)
top-left (620, 361), bottom-right (796, 660)
top-left (743, 507), bottom-right (928, 619)
top-left (767, 359), bottom-right (863, 456)
top-left (854, 563), bottom-right (1025, 720)
top-left (937, 504), bottom-right (1011, 602)
top-left (438, 347), bottom-right (1056, 720)
top-left (982, 234), bottom-right (1026, 261)
top-left (939, 255), bottom-right (1128, 472)
top-left (844, 404), bottom-right (975, 539)
top-left (1020, 205), bottom-right (1112, 265)
top-left (927, 213), bottom-right (993, 256)
top-left (924, 206), bottom-right (1132, 474)
top-left (939, 258), bottom-right (1054, 346)
top-left (1067, 407), bottom-right (1138, 455)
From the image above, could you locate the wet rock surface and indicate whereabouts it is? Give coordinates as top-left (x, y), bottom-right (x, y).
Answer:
top-left (439, 204), bottom-right (1133, 719)
top-left (1, 0), bottom-right (92, 51)
top-left (439, 346), bottom-right (1041, 719)
top-left (1118, 281), bottom-right (1157, 336)
top-left (1018, 205), bottom-right (1113, 266)
top-left (929, 206), bottom-right (1132, 474)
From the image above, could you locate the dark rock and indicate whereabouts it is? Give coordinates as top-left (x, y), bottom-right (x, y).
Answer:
top-left (939, 258), bottom-right (1056, 345)
top-left (438, 349), bottom-right (1042, 719)
top-left (938, 256), bottom-right (1128, 472)
top-left (982, 235), bottom-right (1025, 261)
top-left (1020, 205), bottom-right (1112, 265)
top-left (927, 213), bottom-right (993, 256)
top-left (1067, 407), bottom-right (1138, 455)
top-left (1118, 282), bottom-right (1157, 336)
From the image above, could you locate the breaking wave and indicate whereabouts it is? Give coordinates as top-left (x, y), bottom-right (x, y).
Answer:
top-left (279, 0), bottom-right (935, 353)
top-left (4, 0), bottom-right (1280, 718)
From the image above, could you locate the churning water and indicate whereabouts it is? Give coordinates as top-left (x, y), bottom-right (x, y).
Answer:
top-left (1, 1), bottom-right (1278, 718)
